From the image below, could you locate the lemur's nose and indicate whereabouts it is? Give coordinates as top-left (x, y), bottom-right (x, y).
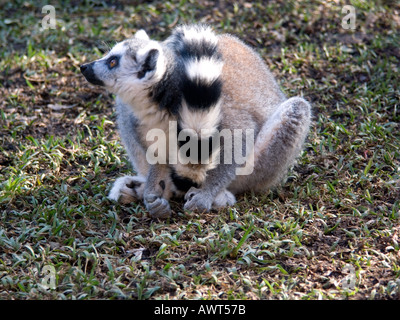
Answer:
top-left (80, 64), bottom-right (88, 73)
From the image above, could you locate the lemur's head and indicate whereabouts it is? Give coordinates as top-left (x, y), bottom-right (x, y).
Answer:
top-left (80, 30), bottom-right (165, 100)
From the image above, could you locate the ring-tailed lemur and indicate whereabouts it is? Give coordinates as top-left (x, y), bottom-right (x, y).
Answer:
top-left (80, 24), bottom-right (311, 218)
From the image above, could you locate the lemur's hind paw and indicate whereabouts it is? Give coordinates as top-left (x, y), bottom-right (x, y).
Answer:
top-left (212, 189), bottom-right (236, 209)
top-left (108, 176), bottom-right (146, 204)
top-left (144, 194), bottom-right (171, 218)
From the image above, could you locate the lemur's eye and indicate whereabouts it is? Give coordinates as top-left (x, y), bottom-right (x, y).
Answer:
top-left (108, 57), bottom-right (118, 69)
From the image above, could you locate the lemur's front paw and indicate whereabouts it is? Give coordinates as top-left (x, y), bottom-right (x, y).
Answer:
top-left (183, 187), bottom-right (213, 213)
top-left (108, 176), bottom-right (146, 204)
top-left (144, 194), bottom-right (171, 218)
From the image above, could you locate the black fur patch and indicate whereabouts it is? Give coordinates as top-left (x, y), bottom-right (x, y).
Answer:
top-left (180, 39), bottom-right (221, 61)
top-left (149, 26), bottom-right (223, 114)
top-left (182, 75), bottom-right (222, 110)
top-left (171, 26), bottom-right (221, 61)
top-left (173, 27), bottom-right (223, 110)
top-left (177, 123), bottom-right (221, 163)
top-left (170, 168), bottom-right (198, 192)
top-left (138, 49), bottom-right (159, 79)
top-left (164, 25), bottom-right (224, 111)
top-left (148, 52), bottom-right (183, 115)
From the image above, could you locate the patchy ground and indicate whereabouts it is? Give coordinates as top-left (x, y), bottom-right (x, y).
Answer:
top-left (0, 0), bottom-right (399, 299)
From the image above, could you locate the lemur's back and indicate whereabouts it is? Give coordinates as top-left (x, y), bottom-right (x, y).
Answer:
top-left (218, 35), bottom-right (286, 128)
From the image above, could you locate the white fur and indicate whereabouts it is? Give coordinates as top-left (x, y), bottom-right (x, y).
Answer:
top-left (108, 41), bottom-right (125, 56)
top-left (179, 100), bottom-right (221, 135)
top-left (185, 57), bottom-right (223, 84)
top-left (135, 29), bottom-right (149, 41)
top-left (108, 175), bottom-right (146, 204)
top-left (181, 25), bottom-right (218, 46)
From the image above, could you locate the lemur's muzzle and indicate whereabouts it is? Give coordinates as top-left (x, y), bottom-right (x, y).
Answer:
top-left (80, 62), bottom-right (104, 86)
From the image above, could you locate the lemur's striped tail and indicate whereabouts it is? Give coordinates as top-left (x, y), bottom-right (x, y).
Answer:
top-left (167, 25), bottom-right (224, 181)
top-left (170, 24), bottom-right (223, 135)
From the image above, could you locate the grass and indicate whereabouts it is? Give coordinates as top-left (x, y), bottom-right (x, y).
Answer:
top-left (0, 0), bottom-right (399, 300)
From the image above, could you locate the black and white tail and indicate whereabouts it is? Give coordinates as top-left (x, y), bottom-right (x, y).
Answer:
top-left (170, 24), bottom-right (223, 136)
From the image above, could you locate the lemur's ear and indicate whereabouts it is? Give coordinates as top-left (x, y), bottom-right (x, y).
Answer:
top-left (134, 29), bottom-right (149, 41)
top-left (137, 48), bottom-right (159, 79)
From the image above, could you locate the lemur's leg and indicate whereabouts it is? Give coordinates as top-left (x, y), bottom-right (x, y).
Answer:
top-left (109, 163), bottom-right (174, 218)
top-left (184, 97), bottom-right (310, 212)
top-left (108, 99), bottom-right (150, 204)
top-left (107, 133), bottom-right (149, 204)
top-left (183, 144), bottom-right (239, 212)
top-left (229, 96), bottom-right (311, 194)
top-left (143, 164), bottom-right (174, 218)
